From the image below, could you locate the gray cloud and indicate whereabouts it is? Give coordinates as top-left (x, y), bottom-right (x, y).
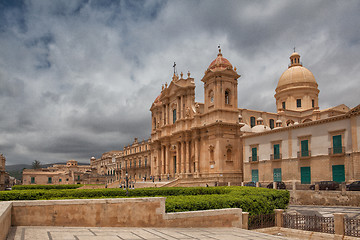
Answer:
top-left (0, 0), bottom-right (359, 165)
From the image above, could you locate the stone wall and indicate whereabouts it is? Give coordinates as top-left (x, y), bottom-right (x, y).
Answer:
top-left (0, 202), bottom-right (12, 240)
top-left (11, 197), bottom-right (242, 228)
top-left (290, 190), bottom-right (360, 206)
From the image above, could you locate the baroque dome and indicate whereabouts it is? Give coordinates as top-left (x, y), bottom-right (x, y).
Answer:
top-left (208, 49), bottom-right (233, 72)
top-left (276, 52), bottom-right (317, 91)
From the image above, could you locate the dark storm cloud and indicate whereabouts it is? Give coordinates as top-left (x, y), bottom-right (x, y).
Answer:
top-left (0, 0), bottom-right (359, 165)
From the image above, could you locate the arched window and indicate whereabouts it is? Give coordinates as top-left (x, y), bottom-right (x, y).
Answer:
top-left (286, 120), bottom-right (294, 126)
top-left (269, 119), bottom-right (275, 129)
top-left (173, 109), bottom-right (176, 123)
top-left (225, 90), bottom-right (230, 105)
top-left (250, 116), bottom-right (256, 128)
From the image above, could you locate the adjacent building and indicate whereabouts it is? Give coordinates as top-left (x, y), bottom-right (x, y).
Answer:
top-left (0, 154), bottom-right (10, 190)
top-left (22, 160), bottom-right (106, 185)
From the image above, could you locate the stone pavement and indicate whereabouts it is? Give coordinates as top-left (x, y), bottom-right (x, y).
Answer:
top-left (7, 226), bottom-right (294, 240)
top-left (287, 205), bottom-right (360, 218)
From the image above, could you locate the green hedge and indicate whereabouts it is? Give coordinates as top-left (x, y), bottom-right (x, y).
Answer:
top-left (166, 187), bottom-right (289, 215)
top-left (12, 184), bottom-right (84, 190)
top-left (0, 186), bottom-right (289, 215)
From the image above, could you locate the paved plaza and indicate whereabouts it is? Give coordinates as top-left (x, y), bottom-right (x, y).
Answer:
top-left (287, 205), bottom-right (360, 218)
top-left (7, 226), bottom-right (294, 240)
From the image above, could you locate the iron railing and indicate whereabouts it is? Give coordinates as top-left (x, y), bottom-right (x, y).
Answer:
top-left (249, 156), bottom-right (259, 162)
top-left (297, 150), bottom-right (311, 158)
top-left (248, 213), bottom-right (275, 230)
top-left (270, 153), bottom-right (282, 160)
top-left (328, 147), bottom-right (345, 155)
top-left (345, 217), bottom-right (360, 237)
top-left (283, 214), bottom-right (334, 234)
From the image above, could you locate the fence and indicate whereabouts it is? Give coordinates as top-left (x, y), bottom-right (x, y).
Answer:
top-left (345, 217), bottom-right (360, 237)
top-left (248, 213), bottom-right (275, 230)
top-left (283, 214), bottom-right (334, 234)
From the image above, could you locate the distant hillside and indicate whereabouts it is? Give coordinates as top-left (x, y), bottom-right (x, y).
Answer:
top-left (5, 162), bottom-right (90, 180)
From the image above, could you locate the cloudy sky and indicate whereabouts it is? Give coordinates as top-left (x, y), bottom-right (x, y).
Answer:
top-left (1, 0), bottom-right (359, 165)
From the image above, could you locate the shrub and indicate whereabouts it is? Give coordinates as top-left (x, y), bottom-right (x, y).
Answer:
top-left (0, 186), bottom-right (289, 215)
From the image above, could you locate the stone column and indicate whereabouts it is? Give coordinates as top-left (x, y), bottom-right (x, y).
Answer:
top-left (194, 137), bottom-right (199, 173)
top-left (161, 145), bottom-right (165, 176)
top-left (274, 209), bottom-right (284, 227)
top-left (165, 144), bottom-right (169, 176)
top-left (157, 147), bottom-right (161, 176)
top-left (163, 105), bottom-right (166, 126)
top-left (176, 142), bottom-right (180, 175)
top-left (242, 212), bottom-right (249, 230)
top-left (334, 213), bottom-right (346, 236)
top-left (177, 97), bottom-right (181, 120)
top-left (165, 104), bottom-right (168, 125)
top-left (181, 141), bottom-right (185, 174)
top-left (186, 141), bottom-right (190, 173)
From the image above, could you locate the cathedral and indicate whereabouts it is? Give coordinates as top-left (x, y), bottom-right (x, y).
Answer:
top-left (146, 48), bottom-right (359, 186)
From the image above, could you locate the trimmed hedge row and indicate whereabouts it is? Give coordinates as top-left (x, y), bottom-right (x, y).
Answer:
top-left (12, 184), bottom-right (84, 190)
top-left (166, 187), bottom-right (289, 215)
top-left (0, 187), bottom-right (229, 201)
top-left (0, 186), bottom-right (289, 215)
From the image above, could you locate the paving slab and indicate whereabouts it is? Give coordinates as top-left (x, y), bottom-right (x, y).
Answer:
top-left (6, 226), bottom-right (295, 240)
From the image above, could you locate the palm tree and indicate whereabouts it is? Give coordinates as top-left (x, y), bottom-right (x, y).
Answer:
top-left (32, 160), bottom-right (41, 169)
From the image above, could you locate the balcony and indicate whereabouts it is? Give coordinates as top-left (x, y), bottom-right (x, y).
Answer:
top-left (249, 156), bottom-right (259, 162)
top-left (328, 147), bottom-right (345, 156)
top-left (297, 150), bottom-right (311, 159)
top-left (270, 153), bottom-right (282, 160)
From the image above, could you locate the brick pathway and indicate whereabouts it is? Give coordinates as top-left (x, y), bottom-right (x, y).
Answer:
top-left (7, 226), bottom-right (294, 240)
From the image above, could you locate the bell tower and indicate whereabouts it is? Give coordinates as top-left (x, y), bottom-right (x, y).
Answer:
top-left (201, 48), bottom-right (240, 122)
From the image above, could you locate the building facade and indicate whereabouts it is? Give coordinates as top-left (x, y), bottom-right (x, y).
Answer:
top-left (0, 154), bottom-right (10, 190)
top-left (22, 160), bottom-right (105, 185)
top-left (116, 138), bottom-right (151, 181)
top-left (150, 49), bottom-right (243, 184)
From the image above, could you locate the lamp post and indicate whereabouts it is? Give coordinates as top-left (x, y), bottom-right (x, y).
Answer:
top-left (125, 172), bottom-right (129, 196)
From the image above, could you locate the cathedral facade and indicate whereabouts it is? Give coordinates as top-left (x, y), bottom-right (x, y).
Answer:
top-left (149, 49), bottom-right (243, 184)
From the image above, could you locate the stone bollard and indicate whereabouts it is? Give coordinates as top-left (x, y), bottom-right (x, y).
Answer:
top-left (273, 182), bottom-right (277, 189)
top-left (228, 182), bottom-right (231, 186)
top-left (256, 182), bottom-right (260, 188)
top-left (292, 181), bottom-right (296, 191)
top-left (315, 183), bottom-right (319, 192)
top-left (242, 212), bottom-right (249, 229)
top-left (333, 213), bottom-right (346, 236)
top-left (241, 182), bottom-right (244, 186)
top-left (341, 183), bottom-right (346, 195)
top-left (274, 209), bottom-right (284, 227)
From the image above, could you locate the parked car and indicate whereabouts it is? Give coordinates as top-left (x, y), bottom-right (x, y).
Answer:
top-left (266, 182), bottom-right (286, 189)
top-left (346, 181), bottom-right (360, 191)
top-left (244, 181), bottom-right (260, 187)
top-left (310, 181), bottom-right (339, 190)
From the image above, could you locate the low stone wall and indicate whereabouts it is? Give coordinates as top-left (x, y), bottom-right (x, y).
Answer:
top-left (11, 197), bottom-right (242, 228)
top-left (290, 190), bottom-right (360, 206)
top-left (0, 202), bottom-right (12, 240)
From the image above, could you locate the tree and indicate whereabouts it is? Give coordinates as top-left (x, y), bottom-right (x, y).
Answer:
top-left (32, 160), bottom-right (41, 169)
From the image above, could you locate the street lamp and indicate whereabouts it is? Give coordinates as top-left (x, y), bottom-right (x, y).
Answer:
top-left (125, 172), bottom-right (129, 197)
